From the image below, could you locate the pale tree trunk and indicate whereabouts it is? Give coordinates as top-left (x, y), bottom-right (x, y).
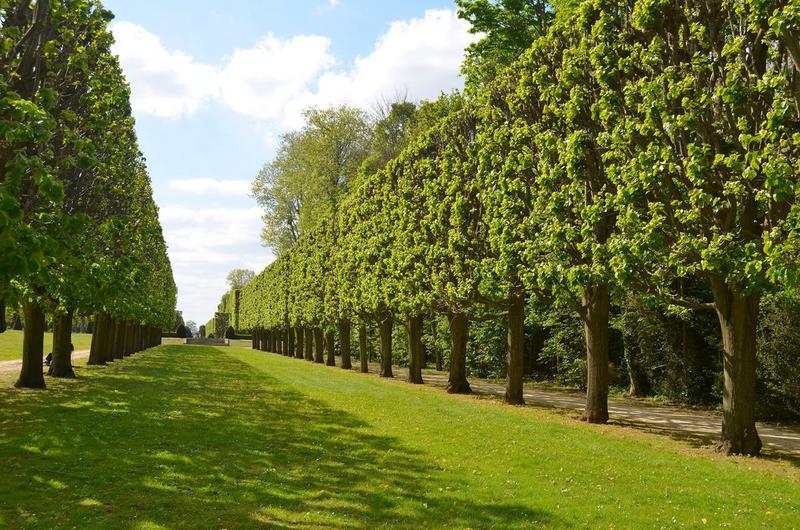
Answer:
top-left (314, 327), bottom-right (324, 363)
top-left (710, 276), bottom-right (762, 456)
top-left (359, 322), bottom-right (369, 373)
top-left (447, 313), bottom-right (471, 393)
top-left (506, 291), bottom-right (525, 405)
top-left (16, 299), bottom-right (46, 388)
top-left (379, 317), bottom-right (393, 378)
top-left (407, 315), bottom-right (424, 384)
top-left (582, 283), bottom-right (610, 424)
top-left (325, 329), bottom-right (336, 366)
top-left (49, 308), bottom-right (75, 378)
top-left (295, 327), bottom-right (304, 359)
top-left (340, 319), bottom-right (352, 369)
top-left (304, 327), bottom-right (314, 361)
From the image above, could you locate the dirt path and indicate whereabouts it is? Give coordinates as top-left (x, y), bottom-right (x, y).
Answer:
top-left (367, 363), bottom-right (800, 457)
top-left (0, 350), bottom-right (90, 375)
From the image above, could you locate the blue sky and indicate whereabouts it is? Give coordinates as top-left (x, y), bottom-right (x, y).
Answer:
top-left (102, 0), bottom-right (476, 326)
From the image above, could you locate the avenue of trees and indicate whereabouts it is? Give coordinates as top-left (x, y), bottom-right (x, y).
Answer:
top-left (0, 1), bottom-right (177, 387)
top-left (208, 0), bottom-right (800, 457)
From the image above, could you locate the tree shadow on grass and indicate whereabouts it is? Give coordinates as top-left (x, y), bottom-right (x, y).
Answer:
top-left (0, 346), bottom-right (560, 529)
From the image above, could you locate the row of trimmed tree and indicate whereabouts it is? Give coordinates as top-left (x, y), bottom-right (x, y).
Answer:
top-left (0, 1), bottom-right (177, 388)
top-left (231, 0), bottom-right (800, 456)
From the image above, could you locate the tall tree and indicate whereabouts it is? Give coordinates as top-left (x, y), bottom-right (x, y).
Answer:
top-left (456, 0), bottom-right (554, 92)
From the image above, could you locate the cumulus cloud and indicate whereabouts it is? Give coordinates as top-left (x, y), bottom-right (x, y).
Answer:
top-left (111, 9), bottom-right (476, 124)
top-left (219, 34), bottom-right (334, 125)
top-left (168, 178), bottom-right (252, 196)
top-left (313, 10), bottom-right (474, 109)
top-left (158, 205), bottom-right (272, 322)
top-left (111, 21), bottom-right (218, 118)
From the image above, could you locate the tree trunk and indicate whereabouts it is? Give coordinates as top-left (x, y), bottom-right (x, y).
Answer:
top-left (624, 343), bottom-right (650, 397)
top-left (710, 277), bottom-right (762, 456)
top-left (137, 324), bottom-right (144, 352)
top-left (407, 315), bottom-right (424, 384)
top-left (314, 327), bottom-right (324, 363)
top-left (103, 319), bottom-right (116, 362)
top-left (49, 308), bottom-right (75, 378)
top-left (295, 327), bottom-right (304, 359)
top-left (0, 299), bottom-right (5, 333)
top-left (359, 322), bottom-right (369, 373)
top-left (304, 327), bottom-right (314, 361)
top-left (447, 313), bottom-right (471, 394)
top-left (431, 316), bottom-right (442, 371)
top-left (582, 283), bottom-right (610, 424)
top-left (16, 299), bottom-right (46, 388)
top-left (325, 329), bottom-right (336, 366)
top-left (506, 291), bottom-right (525, 405)
top-left (252, 331), bottom-right (258, 349)
top-left (125, 322), bottom-right (136, 357)
top-left (288, 327), bottom-right (295, 357)
top-left (340, 319), bottom-right (352, 369)
top-left (88, 313), bottom-right (108, 365)
top-left (379, 316), bottom-right (393, 377)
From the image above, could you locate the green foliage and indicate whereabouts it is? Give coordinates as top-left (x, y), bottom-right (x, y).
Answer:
top-left (251, 106), bottom-right (372, 254)
top-left (0, 1), bottom-right (177, 329)
top-left (456, 0), bottom-right (554, 92)
top-left (756, 292), bottom-right (800, 419)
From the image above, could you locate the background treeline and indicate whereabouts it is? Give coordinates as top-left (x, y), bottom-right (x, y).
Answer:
top-left (0, 0), bottom-right (177, 386)
top-left (207, 0), bottom-right (800, 457)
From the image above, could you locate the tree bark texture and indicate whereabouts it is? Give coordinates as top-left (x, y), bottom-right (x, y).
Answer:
top-left (582, 283), bottom-right (610, 424)
top-left (710, 276), bottom-right (762, 456)
top-left (295, 327), bottom-right (304, 359)
top-left (506, 291), bottom-right (525, 405)
top-left (304, 327), bottom-right (314, 361)
top-left (359, 322), bottom-right (369, 373)
top-left (314, 327), bottom-right (324, 363)
top-left (447, 313), bottom-right (471, 394)
top-left (49, 308), bottom-right (75, 378)
top-left (325, 329), bottom-right (336, 366)
top-left (407, 315), bottom-right (424, 384)
top-left (88, 313), bottom-right (108, 365)
top-left (17, 299), bottom-right (46, 388)
top-left (339, 319), bottom-right (352, 369)
top-left (379, 316), bottom-right (393, 378)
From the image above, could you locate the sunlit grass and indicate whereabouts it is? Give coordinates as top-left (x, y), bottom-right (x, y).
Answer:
top-left (0, 330), bottom-right (93, 362)
top-left (0, 345), bottom-right (797, 528)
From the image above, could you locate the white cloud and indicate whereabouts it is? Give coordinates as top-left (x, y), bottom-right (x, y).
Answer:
top-left (111, 9), bottom-right (477, 125)
top-left (168, 178), bottom-right (252, 196)
top-left (219, 34), bottom-right (334, 125)
top-left (158, 205), bottom-right (272, 323)
top-left (111, 21), bottom-right (218, 118)
top-left (313, 10), bottom-right (475, 109)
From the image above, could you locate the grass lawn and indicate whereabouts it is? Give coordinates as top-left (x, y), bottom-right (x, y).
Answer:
top-left (0, 330), bottom-right (93, 362)
top-left (0, 345), bottom-right (797, 529)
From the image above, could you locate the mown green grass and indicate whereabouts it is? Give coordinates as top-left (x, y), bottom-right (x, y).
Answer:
top-left (0, 345), bottom-right (797, 529)
top-left (0, 330), bottom-right (93, 362)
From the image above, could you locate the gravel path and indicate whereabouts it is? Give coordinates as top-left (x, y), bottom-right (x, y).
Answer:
top-left (0, 350), bottom-right (90, 375)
